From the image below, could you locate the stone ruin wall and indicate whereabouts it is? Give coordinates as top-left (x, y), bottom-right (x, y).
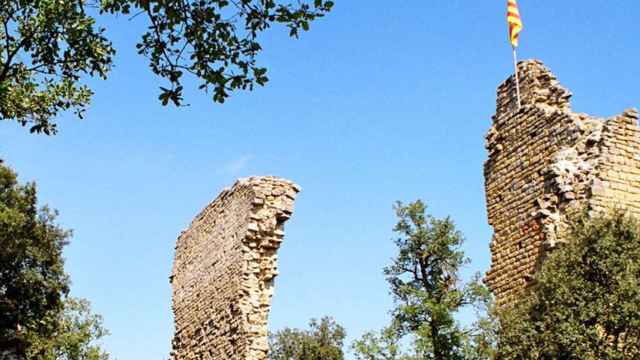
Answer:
top-left (170, 177), bottom-right (300, 360)
top-left (484, 60), bottom-right (640, 306)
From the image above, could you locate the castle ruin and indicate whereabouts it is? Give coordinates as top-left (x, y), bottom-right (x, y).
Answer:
top-left (484, 60), bottom-right (640, 306)
top-left (170, 177), bottom-right (300, 360)
top-left (166, 60), bottom-right (640, 358)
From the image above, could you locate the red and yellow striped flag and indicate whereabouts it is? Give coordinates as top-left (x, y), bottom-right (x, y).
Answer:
top-left (507, 0), bottom-right (523, 48)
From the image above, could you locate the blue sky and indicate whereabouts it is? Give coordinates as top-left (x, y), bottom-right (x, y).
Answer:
top-left (1, 1), bottom-right (639, 359)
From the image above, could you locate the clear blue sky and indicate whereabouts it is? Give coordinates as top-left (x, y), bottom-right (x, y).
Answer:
top-left (1, 1), bottom-right (638, 359)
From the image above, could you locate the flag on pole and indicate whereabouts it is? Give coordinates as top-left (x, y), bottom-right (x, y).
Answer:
top-left (507, 0), bottom-right (523, 48)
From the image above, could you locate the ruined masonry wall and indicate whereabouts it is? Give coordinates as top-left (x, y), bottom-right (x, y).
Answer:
top-left (170, 177), bottom-right (300, 360)
top-left (484, 60), bottom-right (640, 306)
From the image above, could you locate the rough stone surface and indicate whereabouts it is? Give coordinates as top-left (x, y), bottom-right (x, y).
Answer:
top-left (484, 60), bottom-right (640, 306)
top-left (170, 176), bottom-right (300, 360)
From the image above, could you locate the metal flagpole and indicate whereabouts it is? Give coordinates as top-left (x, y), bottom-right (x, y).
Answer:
top-left (512, 47), bottom-right (522, 109)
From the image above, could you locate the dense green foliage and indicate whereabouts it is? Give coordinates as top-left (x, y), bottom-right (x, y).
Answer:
top-left (0, 0), bottom-right (333, 134)
top-left (269, 316), bottom-right (346, 360)
top-left (0, 161), bottom-right (70, 354)
top-left (352, 326), bottom-right (418, 360)
top-left (0, 161), bottom-right (109, 358)
top-left (353, 200), bottom-right (494, 360)
top-left (25, 298), bottom-right (110, 360)
top-left (0, 0), bottom-right (115, 134)
top-left (498, 210), bottom-right (640, 360)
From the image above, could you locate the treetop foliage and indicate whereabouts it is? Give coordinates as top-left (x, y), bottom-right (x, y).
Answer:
top-left (384, 200), bottom-right (487, 360)
top-left (352, 326), bottom-right (418, 360)
top-left (269, 316), bottom-right (345, 360)
top-left (25, 297), bottom-right (110, 360)
top-left (101, 0), bottom-right (334, 107)
top-left (0, 0), bottom-right (334, 134)
top-left (352, 200), bottom-right (494, 360)
top-left (0, 0), bottom-right (115, 134)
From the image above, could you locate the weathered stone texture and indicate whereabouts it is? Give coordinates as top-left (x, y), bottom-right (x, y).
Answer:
top-left (170, 177), bottom-right (300, 360)
top-left (484, 60), bottom-right (640, 306)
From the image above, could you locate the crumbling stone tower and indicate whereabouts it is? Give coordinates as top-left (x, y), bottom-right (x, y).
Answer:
top-left (170, 177), bottom-right (300, 360)
top-left (484, 60), bottom-right (640, 306)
